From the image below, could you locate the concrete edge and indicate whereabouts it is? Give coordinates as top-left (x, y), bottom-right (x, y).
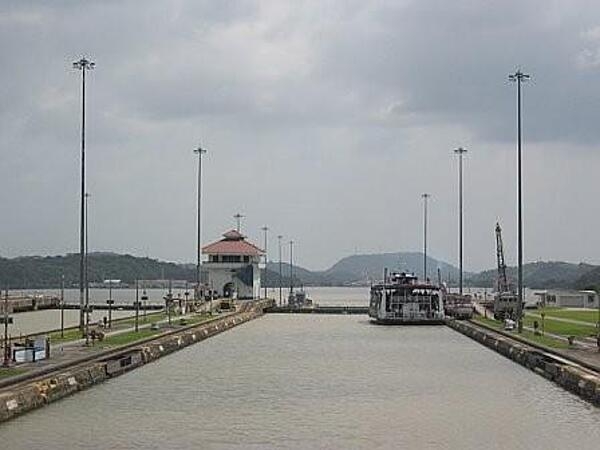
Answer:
top-left (446, 319), bottom-right (600, 406)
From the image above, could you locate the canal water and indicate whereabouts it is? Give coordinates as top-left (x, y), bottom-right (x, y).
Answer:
top-left (7, 286), bottom-right (369, 336)
top-left (2, 314), bottom-right (599, 449)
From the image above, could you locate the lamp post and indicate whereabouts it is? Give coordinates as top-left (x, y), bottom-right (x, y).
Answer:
top-left (73, 57), bottom-right (94, 333)
top-left (421, 193), bottom-right (430, 282)
top-left (234, 213), bottom-right (244, 232)
top-left (453, 147), bottom-right (467, 297)
top-left (60, 274), bottom-right (65, 338)
top-left (184, 281), bottom-right (189, 314)
top-left (134, 279), bottom-right (140, 333)
top-left (166, 279), bottom-right (173, 326)
top-left (509, 69), bottom-right (530, 333)
top-left (106, 279), bottom-right (114, 329)
top-left (278, 235), bottom-right (283, 306)
top-left (193, 145), bottom-right (207, 303)
top-left (141, 284), bottom-right (148, 322)
top-left (261, 226), bottom-right (269, 299)
top-left (2, 287), bottom-right (13, 367)
top-left (289, 240), bottom-right (294, 300)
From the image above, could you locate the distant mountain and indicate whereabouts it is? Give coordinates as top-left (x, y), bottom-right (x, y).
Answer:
top-left (465, 261), bottom-right (597, 289)
top-left (262, 252), bottom-right (462, 287)
top-left (573, 265), bottom-right (600, 290)
top-left (0, 253), bottom-right (195, 289)
top-left (2, 252), bottom-right (599, 291)
top-left (323, 252), bottom-right (461, 285)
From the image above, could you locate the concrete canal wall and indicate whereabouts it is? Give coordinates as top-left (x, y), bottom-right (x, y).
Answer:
top-left (447, 319), bottom-right (600, 406)
top-left (0, 301), bottom-right (272, 424)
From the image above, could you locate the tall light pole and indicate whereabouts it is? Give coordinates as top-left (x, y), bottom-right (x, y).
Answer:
top-left (454, 147), bottom-right (467, 297)
top-left (278, 235), bottom-right (283, 306)
top-left (421, 193), bottom-right (430, 282)
top-left (84, 191), bottom-right (91, 342)
top-left (509, 69), bottom-right (530, 333)
top-left (73, 57), bottom-right (95, 332)
top-left (261, 226), bottom-right (269, 299)
top-left (84, 192), bottom-right (90, 313)
top-left (234, 213), bottom-right (244, 232)
top-left (194, 145), bottom-right (207, 302)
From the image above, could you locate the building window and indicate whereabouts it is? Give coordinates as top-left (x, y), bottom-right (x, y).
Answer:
top-left (222, 255), bottom-right (241, 263)
top-left (244, 256), bottom-right (250, 263)
top-left (588, 295), bottom-right (595, 304)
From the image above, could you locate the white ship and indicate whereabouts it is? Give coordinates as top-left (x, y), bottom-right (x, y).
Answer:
top-left (369, 272), bottom-right (444, 324)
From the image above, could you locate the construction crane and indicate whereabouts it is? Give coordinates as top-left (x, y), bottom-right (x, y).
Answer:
top-left (495, 222), bottom-right (509, 293)
top-left (494, 222), bottom-right (517, 320)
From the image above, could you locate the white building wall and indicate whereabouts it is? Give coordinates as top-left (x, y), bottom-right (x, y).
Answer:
top-left (203, 262), bottom-right (261, 299)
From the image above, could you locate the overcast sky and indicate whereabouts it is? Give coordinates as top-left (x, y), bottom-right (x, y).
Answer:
top-left (2, 0), bottom-right (600, 271)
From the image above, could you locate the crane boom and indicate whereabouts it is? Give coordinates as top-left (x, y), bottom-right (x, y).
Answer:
top-left (495, 222), bottom-right (509, 293)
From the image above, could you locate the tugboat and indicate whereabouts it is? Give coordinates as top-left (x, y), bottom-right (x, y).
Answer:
top-left (288, 288), bottom-right (313, 308)
top-left (369, 272), bottom-right (444, 324)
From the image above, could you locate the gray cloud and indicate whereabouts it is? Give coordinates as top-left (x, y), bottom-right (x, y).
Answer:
top-left (1, 0), bottom-right (600, 272)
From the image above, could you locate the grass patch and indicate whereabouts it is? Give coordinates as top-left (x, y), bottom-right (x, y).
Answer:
top-left (523, 315), bottom-right (597, 338)
top-left (518, 329), bottom-right (570, 349)
top-left (472, 316), bottom-right (569, 349)
top-left (49, 328), bottom-right (85, 343)
top-left (99, 328), bottom-right (163, 347)
top-left (0, 367), bottom-right (27, 379)
top-left (533, 308), bottom-right (600, 325)
top-left (472, 316), bottom-right (503, 329)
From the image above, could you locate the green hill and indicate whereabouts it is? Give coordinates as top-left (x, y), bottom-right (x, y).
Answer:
top-left (1, 252), bottom-right (598, 291)
top-left (0, 253), bottom-right (195, 289)
top-left (465, 261), bottom-right (596, 289)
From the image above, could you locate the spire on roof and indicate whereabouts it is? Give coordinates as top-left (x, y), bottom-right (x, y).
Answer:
top-left (222, 229), bottom-right (245, 240)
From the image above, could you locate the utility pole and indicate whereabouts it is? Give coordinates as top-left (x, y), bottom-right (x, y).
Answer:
top-left (167, 279), bottom-right (173, 326)
top-left (2, 287), bottom-right (13, 367)
top-left (278, 235), bottom-right (283, 306)
top-left (184, 281), bottom-right (189, 314)
top-left (289, 240), bottom-right (294, 298)
top-left (261, 226), bottom-right (269, 299)
top-left (134, 279), bottom-right (140, 332)
top-left (454, 147), bottom-right (467, 297)
top-left (193, 144), bottom-right (207, 303)
top-left (73, 56), bottom-right (94, 333)
top-left (509, 69), bottom-right (530, 333)
top-left (421, 193), bottom-right (430, 282)
top-left (107, 278), bottom-right (114, 329)
top-left (234, 213), bottom-right (244, 232)
top-left (60, 274), bottom-right (65, 338)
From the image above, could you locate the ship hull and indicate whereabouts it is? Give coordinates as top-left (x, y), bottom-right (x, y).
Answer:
top-left (371, 317), bottom-right (445, 325)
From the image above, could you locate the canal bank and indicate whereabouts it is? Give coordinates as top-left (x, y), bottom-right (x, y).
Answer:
top-left (447, 319), bottom-right (600, 406)
top-left (0, 299), bottom-right (273, 424)
top-left (4, 314), bottom-right (599, 450)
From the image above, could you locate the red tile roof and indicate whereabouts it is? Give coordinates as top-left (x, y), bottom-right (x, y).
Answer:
top-left (202, 229), bottom-right (264, 256)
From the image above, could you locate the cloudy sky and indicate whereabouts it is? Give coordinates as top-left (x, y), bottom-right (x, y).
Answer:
top-left (2, 0), bottom-right (600, 271)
